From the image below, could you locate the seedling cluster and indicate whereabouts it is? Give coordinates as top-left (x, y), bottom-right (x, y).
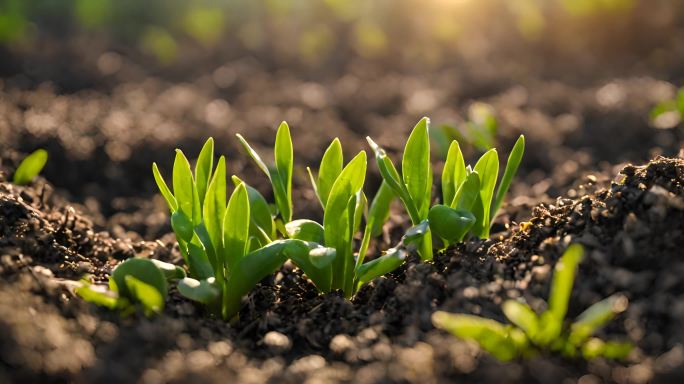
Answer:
top-left (77, 117), bottom-right (524, 318)
top-left (432, 244), bottom-right (633, 361)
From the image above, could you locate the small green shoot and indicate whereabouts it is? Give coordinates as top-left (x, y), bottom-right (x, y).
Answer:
top-left (367, 117), bottom-right (434, 260)
top-left (431, 102), bottom-right (498, 157)
top-left (290, 139), bottom-right (415, 298)
top-left (430, 133), bottom-right (524, 246)
top-left (236, 122), bottom-right (294, 224)
top-left (432, 244), bottom-right (633, 361)
top-left (76, 258), bottom-right (181, 317)
top-left (152, 138), bottom-right (308, 320)
top-left (13, 149), bottom-right (48, 185)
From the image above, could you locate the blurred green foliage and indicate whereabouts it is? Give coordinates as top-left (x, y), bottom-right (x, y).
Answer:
top-left (0, 0), bottom-right (658, 66)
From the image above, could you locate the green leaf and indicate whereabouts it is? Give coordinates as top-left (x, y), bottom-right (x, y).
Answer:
top-left (442, 140), bottom-right (466, 206)
top-left (204, 156), bottom-right (227, 257)
top-left (323, 151), bottom-right (367, 293)
top-left (309, 246), bottom-right (336, 269)
top-left (195, 138), bottom-right (214, 209)
top-left (470, 149), bottom-right (499, 238)
top-left (285, 219), bottom-right (325, 243)
top-left (357, 181), bottom-right (395, 267)
top-left (13, 149), bottom-right (48, 185)
top-left (110, 258), bottom-right (168, 303)
top-left (452, 171), bottom-right (480, 210)
top-left (150, 259), bottom-right (186, 281)
top-left (537, 244), bottom-right (584, 345)
top-left (287, 242), bottom-right (333, 293)
top-left (124, 275), bottom-right (165, 315)
top-left (491, 135), bottom-right (524, 222)
top-left (355, 247), bottom-right (406, 290)
top-left (222, 239), bottom-right (305, 319)
top-left (581, 338), bottom-right (633, 360)
top-left (316, 138), bottom-right (343, 207)
top-left (432, 311), bottom-right (521, 362)
top-left (223, 183), bottom-right (250, 270)
top-left (187, 242), bottom-right (214, 280)
top-left (428, 205), bottom-right (475, 244)
top-left (235, 134), bottom-right (270, 177)
top-left (76, 282), bottom-right (120, 309)
top-left (171, 210), bottom-right (194, 242)
top-left (366, 136), bottom-right (420, 223)
top-left (152, 162), bottom-right (178, 212)
top-left (232, 176), bottom-right (275, 242)
top-left (502, 300), bottom-right (540, 340)
top-left (402, 220), bottom-right (430, 247)
top-left (173, 149), bottom-right (201, 224)
top-left (274, 121), bottom-right (293, 222)
top-left (402, 117), bottom-right (432, 218)
top-left (177, 277), bottom-right (220, 305)
top-left (367, 181), bottom-right (395, 237)
top-left (569, 294), bottom-right (628, 346)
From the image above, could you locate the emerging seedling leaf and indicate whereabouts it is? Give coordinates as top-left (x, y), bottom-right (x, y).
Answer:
top-left (13, 149), bottom-right (48, 185)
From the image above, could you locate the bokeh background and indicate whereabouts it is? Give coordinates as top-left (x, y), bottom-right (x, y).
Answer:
top-left (1, 0), bottom-right (683, 235)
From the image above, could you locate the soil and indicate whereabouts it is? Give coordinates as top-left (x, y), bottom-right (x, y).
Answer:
top-left (2, 28), bottom-right (684, 383)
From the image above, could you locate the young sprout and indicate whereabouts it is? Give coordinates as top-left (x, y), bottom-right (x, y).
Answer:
top-left (76, 258), bottom-right (183, 317)
top-left (152, 138), bottom-right (309, 320)
top-left (432, 244), bottom-right (633, 361)
top-left (650, 87), bottom-right (684, 129)
top-left (367, 117), bottom-right (434, 261)
top-left (429, 134), bottom-right (524, 246)
top-left (13, 149), bottom-right (48, 185)
top-left (287, 139), bottom-right (417, 298)
top-left (236, 122), bottom-right (294, 225)
top-left (367, 117), bottom-right (524, 254)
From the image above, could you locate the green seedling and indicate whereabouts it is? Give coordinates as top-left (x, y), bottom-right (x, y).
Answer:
top-left (13, 149), bottom-right (48, 185)
top-left (650, 87), bottom-right (684, 129)
top-left (288, 140), bottom-right (418, 298)
top-left (367, 117), bottom-right (434, 261)
top-left (76, 258), bottom-right (182, 316)
top-left (432, 244), bottom-right (633, 361)
top-left (429, 134), bottom-right (525, 246)
top-left (368, 117), bottom-right (524, 254)
top-left (152, 138), bottom-right (307, 320)
top-left (236, 122), bottom-right (294, 225)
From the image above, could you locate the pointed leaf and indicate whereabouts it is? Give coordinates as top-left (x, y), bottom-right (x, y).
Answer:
top-left (402, 117), bottom-right (432, 218)
top-left (432, 311), bottom-right (521, 362)
top-left (173, 149), bottom-right (201, 224)
top-left (317, 138), bottom-right (343, 207)
top-left (204, 156), bottom-right (227, 256)
top-left (235, 134), bottom-right (270, 177)
top-left (502, 300), bottom-right (540, 339)
top-left (195, 138), bottom-right (214, 208)
top-left (442, 141), bottom-right (466, 206)
top-left (223, 183), bottom-right (250, 270)
top-left (452, 171), bottom-right (480, 210)
top-left (13, 149), bottom-right (48, 185)
top-left (171, 210), bottom-right (194, 242)
top-left (187, 242), bottom-right (214, 280)
top-left (285, 219), bottom-right (325, 243)
top-left (355, 247), bottom-right (406, 289)
top-left (569, 294), bottom-right (628, 346)
top-left (471, 149), bottom-right (499, 238)
top-left (232, 176), bottom-right (275, 241)
top-left (152, 163), bottom-right (178, 212)
top-left (491, 135), bottom-right (524, 222)
top-left (274, 121), bottom-right (293, 222)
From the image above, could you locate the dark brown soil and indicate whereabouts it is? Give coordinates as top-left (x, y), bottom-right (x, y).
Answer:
top-left (2, 125), bottom-right (684, 384)
top-left (2, 26), bottom-right (684, 381)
